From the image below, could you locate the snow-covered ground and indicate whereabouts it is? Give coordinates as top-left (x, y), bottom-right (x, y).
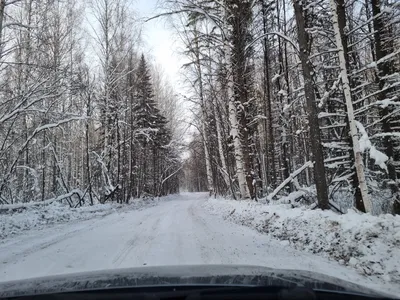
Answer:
top-left (1, 192), bottom-right (398, 296)
top-left (203, 197), bottom-right (400, 287)
top-left (0, 196), bottom-right (174, 240)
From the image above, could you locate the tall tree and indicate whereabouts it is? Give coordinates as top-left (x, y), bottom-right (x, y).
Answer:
top-left (292, 0), bottom-right (329, 209)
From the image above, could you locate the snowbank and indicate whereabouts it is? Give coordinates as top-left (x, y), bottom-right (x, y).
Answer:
top-left (0, 197), bottom-right (168, 241)
top-left (203, 197), bottom-right (400, 284)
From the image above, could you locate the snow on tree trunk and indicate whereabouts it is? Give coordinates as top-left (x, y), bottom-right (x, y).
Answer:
top-left (228, 92), bottom-right (250, 199)
top-left (329, 0), bottom-right (372, 213)
top-left (223, 6), bottom-right (250, 199)
top-left (213, 96), bottom-right (230, 190)
top-left (202, 122), bottom-right (214, 195)
top-left (293, 0), bottom-right (329, 209)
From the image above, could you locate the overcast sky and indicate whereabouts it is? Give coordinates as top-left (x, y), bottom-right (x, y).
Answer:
top-left (128, 0), bottom-right (195, 148)
top-left (135, 0), bottom-right (195, 144)
top-left (136, 0), bottom-right (183, 90)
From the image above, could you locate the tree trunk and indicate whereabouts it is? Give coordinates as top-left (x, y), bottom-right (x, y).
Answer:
top-left (276, 0), bottom-right (291, 190)
top-left (292, 0), bottom-right (329, 209)
top-left (224, 44), bottom-right (250, 198)
top-left (371, 0), bottom-right (399, 198)
top-left (335, 0), bottom-right (370, 212)
top-left (260, 0), bottom-right (276, 190)
top-left (329, 0), bottom-right (372, 213)
top-left (85, 93), bottom-right (93, 205)
top-left (0, 0), bottom-right (5, 57)
top-left (228, 0), bottom-right (254, 198)
top-left (193, 28), bottom-right (213, 195)
top-left (214, 96), bottom-right (230, 190)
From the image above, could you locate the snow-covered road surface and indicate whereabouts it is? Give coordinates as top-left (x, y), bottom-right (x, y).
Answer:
top-left (0, 193), bottom-right (396, 295)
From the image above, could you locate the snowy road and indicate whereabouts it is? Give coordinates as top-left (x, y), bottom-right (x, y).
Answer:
top-left (0, 193), bottom-right (394, 294)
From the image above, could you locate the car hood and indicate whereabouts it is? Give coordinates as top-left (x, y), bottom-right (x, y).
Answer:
top-left (0, 265), bottom-right (390, 298)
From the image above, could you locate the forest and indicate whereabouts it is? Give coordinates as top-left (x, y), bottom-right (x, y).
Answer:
top-left (176, 0), bottom-right (400, 214)
top-left (0, 0), bottom-right (399, 216)
top-left (0, 0), bottom-right (182, 207)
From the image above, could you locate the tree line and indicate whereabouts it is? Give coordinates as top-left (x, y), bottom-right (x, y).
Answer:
top-left (0, 0), bottom-right (181, 206)
top-left (173, 0), bottom-right (399, 214)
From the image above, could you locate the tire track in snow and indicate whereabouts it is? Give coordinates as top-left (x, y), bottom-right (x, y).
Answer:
top-left (0, 222), bottom-right (97, 266)
top-left (131, 201), bottom-right (183, 266)
top-left (187, 200), bottom-right (233, 264)
top-left (112, 210), bottom-right (162, 267)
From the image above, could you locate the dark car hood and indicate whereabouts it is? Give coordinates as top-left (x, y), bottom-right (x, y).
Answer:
top-left (0, 265), bottom-right (390, 298)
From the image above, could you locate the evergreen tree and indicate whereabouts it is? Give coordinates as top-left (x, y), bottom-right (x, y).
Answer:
top-left (134, 54), bottom-right (160, 144)
top-left (134, 54), bottom-right (175, 196)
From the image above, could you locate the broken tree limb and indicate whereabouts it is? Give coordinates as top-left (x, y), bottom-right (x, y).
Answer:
top-left (311, 200), bottom-right (344, 214)
top-left (267, 161), bottom-right (313, 200)
top-left (0, 189), bottom-right (84, 212)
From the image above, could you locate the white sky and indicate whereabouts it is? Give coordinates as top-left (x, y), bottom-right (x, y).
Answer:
top-left (136, 0), bottom-right (195, 145)
top-left (136, 0), bottom-right (183, 91)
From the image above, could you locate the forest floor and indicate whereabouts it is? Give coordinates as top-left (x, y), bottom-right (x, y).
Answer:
top-left (0, 192), bottom-right (398, 296)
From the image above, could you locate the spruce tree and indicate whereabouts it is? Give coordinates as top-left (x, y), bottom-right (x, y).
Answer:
top-left (134, 54), bottom-right (159, 144)
top-left (134, 54), bottom-right (173, 196)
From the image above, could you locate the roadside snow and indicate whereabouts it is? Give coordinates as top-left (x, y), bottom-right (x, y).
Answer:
top-left (203, 197), bottom-right (400, 284)
top-left (0, 196), bottom-right (170, 241)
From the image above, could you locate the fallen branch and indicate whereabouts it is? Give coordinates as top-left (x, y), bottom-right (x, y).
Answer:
top-left (0, 196), bottom-right (9, 205)
top-left (311, 200), bottom-right (344, 214)
top-left (0, 189), bottom-right (84, 212)
top-left (267, 161), bottom-right (313, 200)
top-left (103, 185), bottom-right (120, 203)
